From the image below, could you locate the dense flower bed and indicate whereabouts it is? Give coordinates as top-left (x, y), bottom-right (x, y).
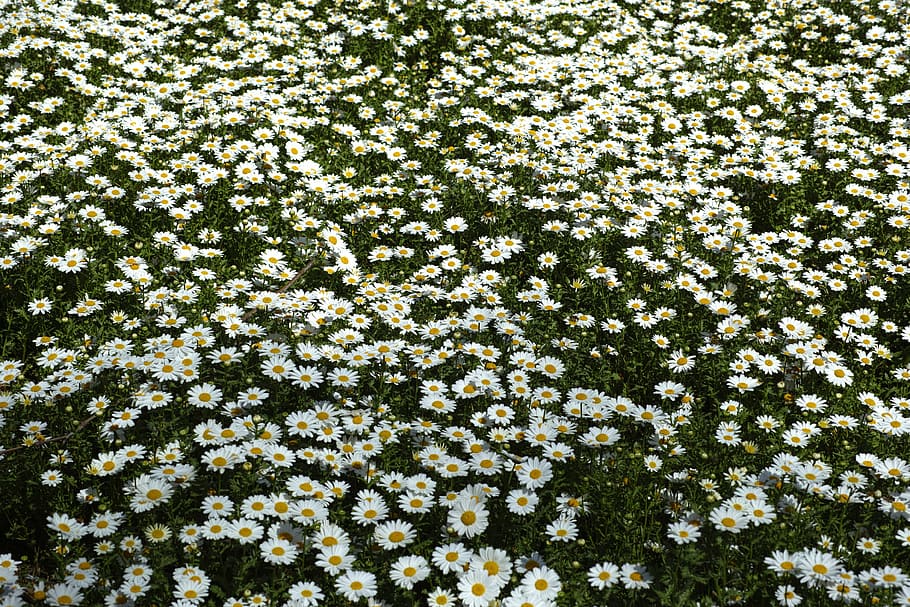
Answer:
top-left (1, 0), bottom-right (910, 604)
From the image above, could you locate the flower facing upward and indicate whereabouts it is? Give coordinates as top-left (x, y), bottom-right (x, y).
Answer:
top-left (588, 562), bottom-right (620, 590)
top-left (457, 570), bottom-right (501, 607)
top-left (389, 555), bottom-right (430, 590)
top-left (447, 498), bottom-right (489, 538)
top-left (335, 570), bottom-right (377, 601)
top-left (620, 563), bottom-right (653, 590)
top-left (287, 581), bottom-right (323, 607)
top-left (520, 566), bottom-right (562, 601)
top-left (259, 537), bottom-right (298, 565)
top-left (373, 520), bottom-right (415, 550)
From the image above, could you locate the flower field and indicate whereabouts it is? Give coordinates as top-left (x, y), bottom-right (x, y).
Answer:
top-left (1, 0), bottom-right (910, 604)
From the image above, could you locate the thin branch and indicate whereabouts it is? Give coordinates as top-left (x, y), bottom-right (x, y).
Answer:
top-left (0, 414), bottom-right (97, 457)
top-left (241, 257), bottom-right (318, 323)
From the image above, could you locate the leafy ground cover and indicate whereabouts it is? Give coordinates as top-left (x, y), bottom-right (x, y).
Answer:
top-left (1, 0), bottom-right (910, 604)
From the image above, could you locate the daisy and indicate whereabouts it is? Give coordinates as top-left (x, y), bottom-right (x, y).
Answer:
top-left (451, 378), bottom-right (482, 399)
top-left (406, 474), bottom-right (436, 495)
top-left (520, 566), bottom-right (562, 601)
top-left (65, 558), bottom-right (97, 588)
top-left (745, 500), bottom-right (776, 525)
top-left (444, 216), bottom-right (467, 233)
top-left (436, 456), bottom-right (470, 478)
top-left (46, 582), bottom-right (83, 607)
top-left (118, 444), bottom-right (146, 463)
top-left (202, 445), bottom-right (244, 473)
top-left (666, 521), bottom-right (701, 544)
top-left (263, 444), bottom-right (296, 468)
top-left (447, 498), bottom-right (489, 538)
top-left (236, 387), bottom-right (269, 407)
top-left (543, 442), bottom-right (574, 462)
top-left (875, 457), bottom-right (910, 482)
top-left (334, 570), bottom-right (377, 602)
top-left (311, 521), bottom-right (350, 551)
top-left (88, 512), bottom-right (122, 538)
top-left (287, 581), bottom-right (323, 607)
top-left (178, 524), bottom-right (202, 545)
top-left (581, 426), bottom-right (620, 447)
top-left (172, 578), bottom-right (208, 602)
top-left (201, 495), bottom-right (234, 518)
top-left (200, 518), bottom-right (230, 540)
top-left (855, 537), bottom-right (881, 554)
top-left (327, 367), bottom-right (359, 388)
top-left (620, 563), bottom-right (653, 589)
top-left (667, 350), bottom-right (695, 372)
top-left (826, 576), bottom-right (860, 602)
top-left (537, 251), bottom-right (559, 269)
top-left (494, 474), bottom-right (535, 508)
top-left (644, 455), bottom-right (663, 471)
top-left (775, 584), bottom-right (802, 606)
top-left (351, 494), bottom-right (389, 526)
top-left (516, 457), bottom-right (553, 490)
top-left (755, 355), bottom-right (782, 374)
top-left (285, 410), bottom-right (318, 438)
top-left (315, 544), bottom-right (354, 575)
top-left (291, 499), bottom-right (328, 525)
top-left (794, 394), bottom-right (827, 414)
top-left (120, 579), bottom-right (150, 600)
top-left (129, 476), bottom-right (173, 513)
top-left (588, 561), bottom-right (620, 590)
top-left (764, 550), bottom-right (798, 575)
top-left (420, 394), bottom-right (457, 414)
top-left (782, 426), bottom-right (815, 448)
top-left (797, 549), bottom-right (842, 586)
top-left (469, 450), bottom-right (503, 475)
top-left (427, 587), bottom-right (458, 606)
top-left (267, 494), bottom-right (295, 520)
top-left (710, 507), bottom-right (749, 533)
top-left (389, 555), bottom-right (430, 590)
top-left (240, 495), bottom-right (271, 521)
top-left (545, 514), bottom-right (578, 542)
top-left (535, 356), bottom-right (565, 378)
top-left (727, 374), bottom-right (761, 393)
top-left (260, 537), bottom-right (299, 565)
top-left (895, 528), bottom-right (910, 547)
top-left (824, 364), bottom-right (853, 386)
top-left (208, 346), bottom-right (242, 365)
top-left (373, 519), bottom-right (415, 550)
top-left (457, 570), bottom-right (501, 607)
top-left (880, 491), bottom-right (910, 520)
top-left (144, 524), bottom-right (172, 544)
top-left (227, 519), bottom-right (264, 545)
top-left (471, 547), bottom-right (513, 585)
top-left (261, 356), bottom-right (295, 380)
top-left (432, 542), bottom-right (471, 574)
top-left (28, 297), bottom-right (53, 315)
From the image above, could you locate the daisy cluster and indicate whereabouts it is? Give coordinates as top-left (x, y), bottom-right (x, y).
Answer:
top-left (1, 0), bottom-right (910, 604)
